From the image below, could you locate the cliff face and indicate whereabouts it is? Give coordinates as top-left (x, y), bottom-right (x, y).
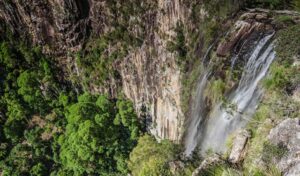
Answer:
top-left (0, 0), bottom-right (91, 53)
top-left (0, 0), bottom-right (188, 141)
top-left (120, 0), bottom-right (186, 141)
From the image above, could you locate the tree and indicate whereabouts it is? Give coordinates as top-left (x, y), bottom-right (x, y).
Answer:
top-left (57, 93), bottom-right (141, 175)
top-left (3, 97), bottom-right (28, 143)
top-left (30, 163), bottom-right (47, 176)
top-left (17, 71), bottom-right (43, 107)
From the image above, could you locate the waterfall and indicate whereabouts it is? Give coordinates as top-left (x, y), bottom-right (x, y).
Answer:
top-left (184, 33), bottom-right (276, 156)
top-left (184, 43), bottom-right (216, 156)
top-left (184, 71), bottom-right (210, 156)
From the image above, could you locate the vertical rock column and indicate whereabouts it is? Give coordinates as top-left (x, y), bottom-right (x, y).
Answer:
top-left (120, 0), bottom-right (186, 142)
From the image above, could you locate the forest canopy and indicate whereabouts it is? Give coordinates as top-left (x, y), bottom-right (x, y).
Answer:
top-left (0, 34), bottom-right (149, 176)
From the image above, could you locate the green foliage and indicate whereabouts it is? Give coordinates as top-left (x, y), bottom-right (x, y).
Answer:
top-left (263, 63), bottom-right (292, 91)
top-left (199, 163), bottom-right (240, 176)
top-left (0, 35), bottom-right (141, 175)
top-left (30, 163), bottom-right (47, 176)
top-left (243, 105), bottom-right (274, 174)
top-left (265, 24), bottom-right (300, 92)
top-left (245, 0), bottom-right (300, 11)
top-left (275, 15), bottom-right (295, 26)
top-left (167, 21), bottom-right (188, 68)
top-left (17, 70), bottom-right (45, 111)
top-left (262, 141), bottom-right (288, 163)
top-left (0, 42), bottom-right (17, 68)
top-left (243, 87), bottom-right (298, 175)
top-left (294, 0), bottom-right (300, 11)
top-left (58, 93), bottom-right (140, 175)
top-left (128, 135), bottom-right (179, 176)
top-left (246, 0), bottom-right (293, 9)
top-left (206, 79), bottom-right (226, 105)
top-left (275, 24), bottom-right (300, 63)
top-left (3, 98), bottom-right (28, 143)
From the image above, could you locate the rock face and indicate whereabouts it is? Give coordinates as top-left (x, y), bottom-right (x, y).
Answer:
top-left (0, 0), bottom-right (92, 53)
top-left (120, 0), bottom-right (186, 141)
top-left (0, 0), bottom-right (286, 145)
top-left (216, 12), bottom-right (273, 57)
top-left (217, 21), bottom-right (253, 57)
top-left (229, 130), bottom-right (251, 163)
top-left (0, 0), bottom-right (186, 141)
top-left (268, 118), bottom-right (300, 176)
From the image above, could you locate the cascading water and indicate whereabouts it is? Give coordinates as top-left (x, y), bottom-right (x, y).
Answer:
top-left (184, 32), bottom-right (276, 156)
top-left (184, 71), bottom-right (210, 156)
top-left (184, 43), bottom-right (215, 156)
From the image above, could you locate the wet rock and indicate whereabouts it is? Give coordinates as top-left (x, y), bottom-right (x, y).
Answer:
top-left (192, 154), bottom-right (223, 176)
top-left (268, 118), bottom-right (300, 176)
top-left (216, 20), bottom-right (252, 57)
top-left (229, 130), bottom-right (251, 163)
top-left (216, 11), bottom-right (275, 57)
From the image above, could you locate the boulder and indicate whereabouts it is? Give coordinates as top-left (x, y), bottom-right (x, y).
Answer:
top-left (229, 130), bottom-right (251, 163)
top-left (268, 118), bottom-right (300, 176)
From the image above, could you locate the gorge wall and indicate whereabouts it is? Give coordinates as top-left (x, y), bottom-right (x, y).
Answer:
top-left (0, 0), bottom-right (189, 141)
top-left (1, 0), bottom-right (299, 149)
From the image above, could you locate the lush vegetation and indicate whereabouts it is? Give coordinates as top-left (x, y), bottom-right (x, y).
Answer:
top-left (167, 21), bottom-right (188, 69)
top-left (242, 22), bottom-right (300, 176)
top-left (129, 135), bottom-right (179, 176)
top-left (0, 31), bottom-right (183, 176)
top-left (246, 0), bottom-right (300, 10)
top-left (264, 24), bottom-right (300, 92)
top-left (1, 0), bottom-right (300, 175)
top-left (0, 33), bottom-right (146, 175)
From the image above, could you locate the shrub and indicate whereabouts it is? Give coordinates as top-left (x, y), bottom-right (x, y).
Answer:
top-left (246, 0), bottom-right (293, 9)
top-left (263, 63), bottom-right (292, 91)
top-left (167, 21), bottom-right (187, 68)
top-left (275, 24), bottom-right (300, 64)
top-left (199, 163), bottom-right (240, 176)
top-left (275, 15), bottom-right (295, 26)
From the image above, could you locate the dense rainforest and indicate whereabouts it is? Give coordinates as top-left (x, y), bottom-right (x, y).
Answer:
top-left (0, 0), bottom-right (300, 176)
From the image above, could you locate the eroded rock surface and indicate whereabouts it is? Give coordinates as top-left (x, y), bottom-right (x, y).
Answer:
top-left (268, 118), bottom-right (300, 176)
top-left (0, 0), bottom-right (186, 141)
top-left (216, 11), bottom-right (274, 57)
top-left (120, 0), bottom-right (186, 141)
